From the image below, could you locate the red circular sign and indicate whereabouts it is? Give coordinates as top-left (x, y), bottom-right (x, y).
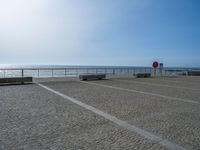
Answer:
top-left (152, 61), bottom-right (159, 68)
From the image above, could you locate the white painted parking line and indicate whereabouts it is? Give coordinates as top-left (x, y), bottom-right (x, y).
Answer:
top-left (80, 81), bottom-right (200, 105)
top-left (115, 79), bottom-right (200, 91)
top-left (37, 83), bottom-right (185, 150)
top-left (150, 78), bottom-right (200, 85)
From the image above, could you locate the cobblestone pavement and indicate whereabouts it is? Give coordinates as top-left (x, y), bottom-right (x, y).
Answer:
top-left (0, 83), bottom-right (166, 150)
top-left (0, 76), bottom-right (200, 149)
top-left (88, 79), bottom-right (200, 103)
top-left (121, 76), bottom-right (200, 89)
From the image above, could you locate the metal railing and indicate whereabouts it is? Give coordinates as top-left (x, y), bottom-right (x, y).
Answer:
top-left (0, 67), bottom-right (196, 78)
top-left (0, 67), bottom-right (152, 78)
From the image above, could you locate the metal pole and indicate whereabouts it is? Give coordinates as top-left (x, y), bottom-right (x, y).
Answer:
top-left (38, 69), bottom-right (39, 77)
top-left (4, 70), bottom-right (5, 78)
top-left (21, 69), bottom-right (24, 84)
top-left (52, 69), bottom-right (54, 77)
top-left (113, 68), bottom-right (115, 75)
top-left (154, 68), bottom-right (156, 77)
top-left (65, 68), bottom-right (67, 77)
top-left (128, 68), bottom-right (129, 75)
top-left (76, 68), bottom-right (78, 77)
top-left (21, 69), bottom-right (24, 77)
top-left (160, 68), bottom-right (162, 76)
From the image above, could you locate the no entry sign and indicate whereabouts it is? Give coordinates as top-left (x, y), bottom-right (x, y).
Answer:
top-left (152, 61), bottom-right (159, 68)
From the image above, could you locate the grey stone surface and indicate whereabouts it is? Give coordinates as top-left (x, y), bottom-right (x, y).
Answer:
top-left (126, 76), bottom-right (200, 89)
top-left (41, 76), bottom-right (200, 149)
top-left (0, 84), bottom-right (165, 150)
top-left (91, 78), bottom-right (200, 102)
top-left (1, 76), bottom-right (200, 150)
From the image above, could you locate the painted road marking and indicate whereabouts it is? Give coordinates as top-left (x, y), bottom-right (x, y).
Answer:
top-left (150, 78), bottom-right (200, 85)
top-left (115, 79), bottom-right (200, 91)
top-left (80, 81), bottom-right (200, 105)
top-left (37, 83), bottom-right (185, 150)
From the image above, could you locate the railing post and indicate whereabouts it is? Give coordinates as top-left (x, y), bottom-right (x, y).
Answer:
top-left (76, 68), bottom-right (78, 77)
top-left (38, 69), bottom-right (40, 77)
top-left (4, 70), bottom-right (5, 78)
top-left (52, 69), bottom-right (54, 77)
top-left (21, 69), bottom-right (24, 77)
top-left (113, 68), bottom-right (115, 75)
top-left (21, 69), bottom-right (24, 84)
top-left (65, 68), bottom-right (67, 77)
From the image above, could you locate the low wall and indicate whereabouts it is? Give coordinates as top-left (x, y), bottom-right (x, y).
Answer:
top-left (0, 77), bottom-right (32, 83)
top-left (187, 71), bottom-right (200, 76)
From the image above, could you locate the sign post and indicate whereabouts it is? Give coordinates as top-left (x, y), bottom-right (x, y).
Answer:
top-left (152, 61), bottom-right (159, 76)
top-left (159, 63), bottom-right (164, 76)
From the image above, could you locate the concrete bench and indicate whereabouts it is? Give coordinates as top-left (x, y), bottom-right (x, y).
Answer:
top-left (79, 74), bottom-right (106, 81)
top-left (0, 77), bottom-right (33, 84)
top-left (135, 73), bottom-right (151, 78)
top-left (187, 71), bottom-right (200, 76)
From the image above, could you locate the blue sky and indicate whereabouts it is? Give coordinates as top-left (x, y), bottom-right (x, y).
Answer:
top-left (0, 0), bottom-right (200, 67)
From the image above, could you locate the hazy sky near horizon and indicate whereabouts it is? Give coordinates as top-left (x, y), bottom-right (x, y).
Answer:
top-left (0, 0), bottom-right (200, 67)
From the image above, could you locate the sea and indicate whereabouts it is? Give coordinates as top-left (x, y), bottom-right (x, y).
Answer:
top-left (0, 65), bottom-right (199, 78)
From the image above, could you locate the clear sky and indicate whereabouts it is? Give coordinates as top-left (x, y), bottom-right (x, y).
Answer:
top-left (0, 0), bottom-right (200, 67)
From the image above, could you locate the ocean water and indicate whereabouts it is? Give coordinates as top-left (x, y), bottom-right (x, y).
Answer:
top-left (0, 65), bottom-right (199, 78)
